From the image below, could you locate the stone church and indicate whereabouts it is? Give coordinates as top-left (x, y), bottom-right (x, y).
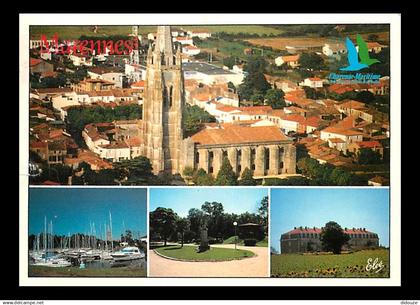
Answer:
top-left (140, 25), bottom-right (296, 178)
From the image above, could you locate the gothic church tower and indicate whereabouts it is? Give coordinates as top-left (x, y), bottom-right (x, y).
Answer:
top-left (142, 26), bottom-right (184, 174)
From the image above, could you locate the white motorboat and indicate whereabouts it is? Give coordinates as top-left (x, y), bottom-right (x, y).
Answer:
top-left (111, 247), bottom-right (144, 262)
top-left (32, 258), bottom-right (72, 268)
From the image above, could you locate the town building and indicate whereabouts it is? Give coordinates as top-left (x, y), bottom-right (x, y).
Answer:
top-left (275, 54), bottom-right (300, 68)
top-left (280, 226), bottom-right (379, 253)
top-left (183, 62), bottom-right (245, 86)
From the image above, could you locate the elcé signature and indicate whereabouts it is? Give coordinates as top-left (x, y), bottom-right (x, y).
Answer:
top-left (365, 257), bottom-right (384, 273)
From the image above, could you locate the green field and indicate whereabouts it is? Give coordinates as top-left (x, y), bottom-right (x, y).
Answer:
top-left (28, 265), bottom-right (147, 277)
top-left (154, 245), bottom-right (255, 262)
top-left (223, 236), bottom-right (268, 247)
top-left (180, 25), bottom-right (284, 35)
top-left (271, 249), bottom-right (390, 278)
top-left (29, 25), bottom-right (283, 41)
top-left (29, 25), bottom-right (156, 40)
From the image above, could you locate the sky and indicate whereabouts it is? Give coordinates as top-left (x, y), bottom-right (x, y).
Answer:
top-left (270, 188), bottom-right (390, 253)
top-left (150, 188), bottom-right (268, 217)
top-left (29, 187), bottom-right (147, 239)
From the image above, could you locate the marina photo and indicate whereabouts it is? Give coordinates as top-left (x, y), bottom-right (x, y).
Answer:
top-left (28, 187), bottom-right (148, 277)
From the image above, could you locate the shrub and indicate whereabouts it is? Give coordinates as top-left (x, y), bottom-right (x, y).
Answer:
top-left (244, 239), bottom-right (257, 246)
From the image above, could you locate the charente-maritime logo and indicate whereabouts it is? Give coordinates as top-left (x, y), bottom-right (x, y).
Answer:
top-left (328, 34), bottom-right (382, 85)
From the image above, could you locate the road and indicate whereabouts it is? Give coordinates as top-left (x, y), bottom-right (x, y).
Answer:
top-left (149, 244), bottom-right (269, 277)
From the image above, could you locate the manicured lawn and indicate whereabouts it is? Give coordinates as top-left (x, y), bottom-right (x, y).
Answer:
top-left (154, 245), bottom-right (255, 262)
top-left (28, 265), bottom-right (147, 277)
top-left (271, 249), bottom-right (389, 278)
top-left (223, 236), bottom-right (268, 247)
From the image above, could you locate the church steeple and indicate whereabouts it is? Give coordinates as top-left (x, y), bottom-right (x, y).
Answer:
top-left (155, 26), bottom-right (174, 66)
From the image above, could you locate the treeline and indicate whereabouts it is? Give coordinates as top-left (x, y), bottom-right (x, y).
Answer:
top-left (66, 104), bottom-right (142, 146)
top-left (150, 197), bottom-right (268, 246)
top-left (297, 157), bottom-right (367, 186)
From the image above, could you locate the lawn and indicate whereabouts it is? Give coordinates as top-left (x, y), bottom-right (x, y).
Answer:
top-left (28, 265), bottom-right (147, 277)
top-left (271, 249), bottom-right (389, 278)
top-left (223, 236), bottom-right (268, 247)
top-left (154, 245), bottom-right (255, 262)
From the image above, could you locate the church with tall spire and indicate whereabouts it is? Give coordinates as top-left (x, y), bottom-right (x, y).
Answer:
top-left (140, 25), bottom-right (296, 179)
top-left (141, 25), bottom-right (184, 174)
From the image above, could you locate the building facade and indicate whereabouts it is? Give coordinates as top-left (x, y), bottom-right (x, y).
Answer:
top-left (280, 226), bottom-right (379, 254)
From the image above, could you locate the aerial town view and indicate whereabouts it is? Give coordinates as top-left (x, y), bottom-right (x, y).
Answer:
top-left (28, 24), bottom-right (390, 186)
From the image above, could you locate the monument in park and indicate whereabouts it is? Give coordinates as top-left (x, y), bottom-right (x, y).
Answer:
top-left (198, 218), bottom-right (210, 252)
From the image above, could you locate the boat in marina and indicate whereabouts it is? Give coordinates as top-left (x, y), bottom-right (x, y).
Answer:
top-left (111, 247), bottom-right (145, 262)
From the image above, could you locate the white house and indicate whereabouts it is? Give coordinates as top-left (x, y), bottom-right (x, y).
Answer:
top-left (275, 54), bottom-right (300, 68)
top-left (187, 29), bottom-right (212, 39)
top-left (69, 53), bottom-right (93, 66)
top-left (182, 45), bottom-right (201, 56)
top-left (322, 43), bottom-right (347, 58)
top-left (320, 126), bottom-right (364, 153)
top-left (183, 62), bottom-right (245, 86)
top-left (88, 69), bottom-right (124, 88)
top-left (173, 36), bottom-right (194, 45)
top-left (301, 77), bottom-right (323, 88)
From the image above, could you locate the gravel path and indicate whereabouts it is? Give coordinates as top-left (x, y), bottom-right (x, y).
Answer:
top-left (149, 244), bottom-right (269, 277)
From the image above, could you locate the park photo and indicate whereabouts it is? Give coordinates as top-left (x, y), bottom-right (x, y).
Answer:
top-left (28, 187), bottom-right (148, 277)
top-left (149, 187), bottom-right (269, 277)
top-left (270, 187), bottom-right (390, 278)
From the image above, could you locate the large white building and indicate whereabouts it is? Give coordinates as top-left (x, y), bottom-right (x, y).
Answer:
top-left (183, 62), bottom-right (245, 86)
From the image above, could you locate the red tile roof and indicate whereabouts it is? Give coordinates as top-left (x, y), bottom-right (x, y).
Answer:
top-left (191, 124), bottom-right (289, 145)
top-left (285, 227), bottom-right (375, 235)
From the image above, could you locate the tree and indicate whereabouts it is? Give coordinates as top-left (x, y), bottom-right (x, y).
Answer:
top-left (358, 148), bottom-right (382, 165)
top-left (264, 88), bottom-right (286, 109)
top-left (114, 156), bottom-right (158, 185)
top-left (214, 157), bottom-right (238, 186)
top-left (356, 91), bottom-right (375, 104)
top-left (223, 56), bottom-right (236, 69)
top-left (299, 52), bottom-right (325, 71)
top-left (258, 196), bottom-right (269, 231)
top-left (239, 167), bottom-right (256, 185)
top-left (187, 208), bottom-right (204, 237)
top-left (183, 104), bottom-right (216, 137)
top-left (320, 221), bottom-right (350, 254)
top-left (193, 168), bottom-right (214, 186)
top-left (150, 208), bottom-right (177, 246)
top-left (182, 166), bottom-right (195, 185)
top-left (176, 218), bottom-right (190, 247)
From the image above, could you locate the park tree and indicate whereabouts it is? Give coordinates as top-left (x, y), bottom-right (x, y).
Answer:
top-left (176, 217), bottom-right (190, 247)
top-left (202, 201), bottom-right (225, 238)
top-left (239, 167), bottom-right (256, 185)
top-left (320, 221), bottom-right (350, 254)
top-left (215, 157), bottom-right (238, 186)
top-left (258, 196), bottom-right (269, 230)
top-left (187, 208), bottom-right (204, 237)
top-left (150, 207), bottom-right (177, 246)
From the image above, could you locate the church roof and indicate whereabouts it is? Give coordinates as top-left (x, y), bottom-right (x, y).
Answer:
top-left (191, 124), bottom-right (289, 146)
